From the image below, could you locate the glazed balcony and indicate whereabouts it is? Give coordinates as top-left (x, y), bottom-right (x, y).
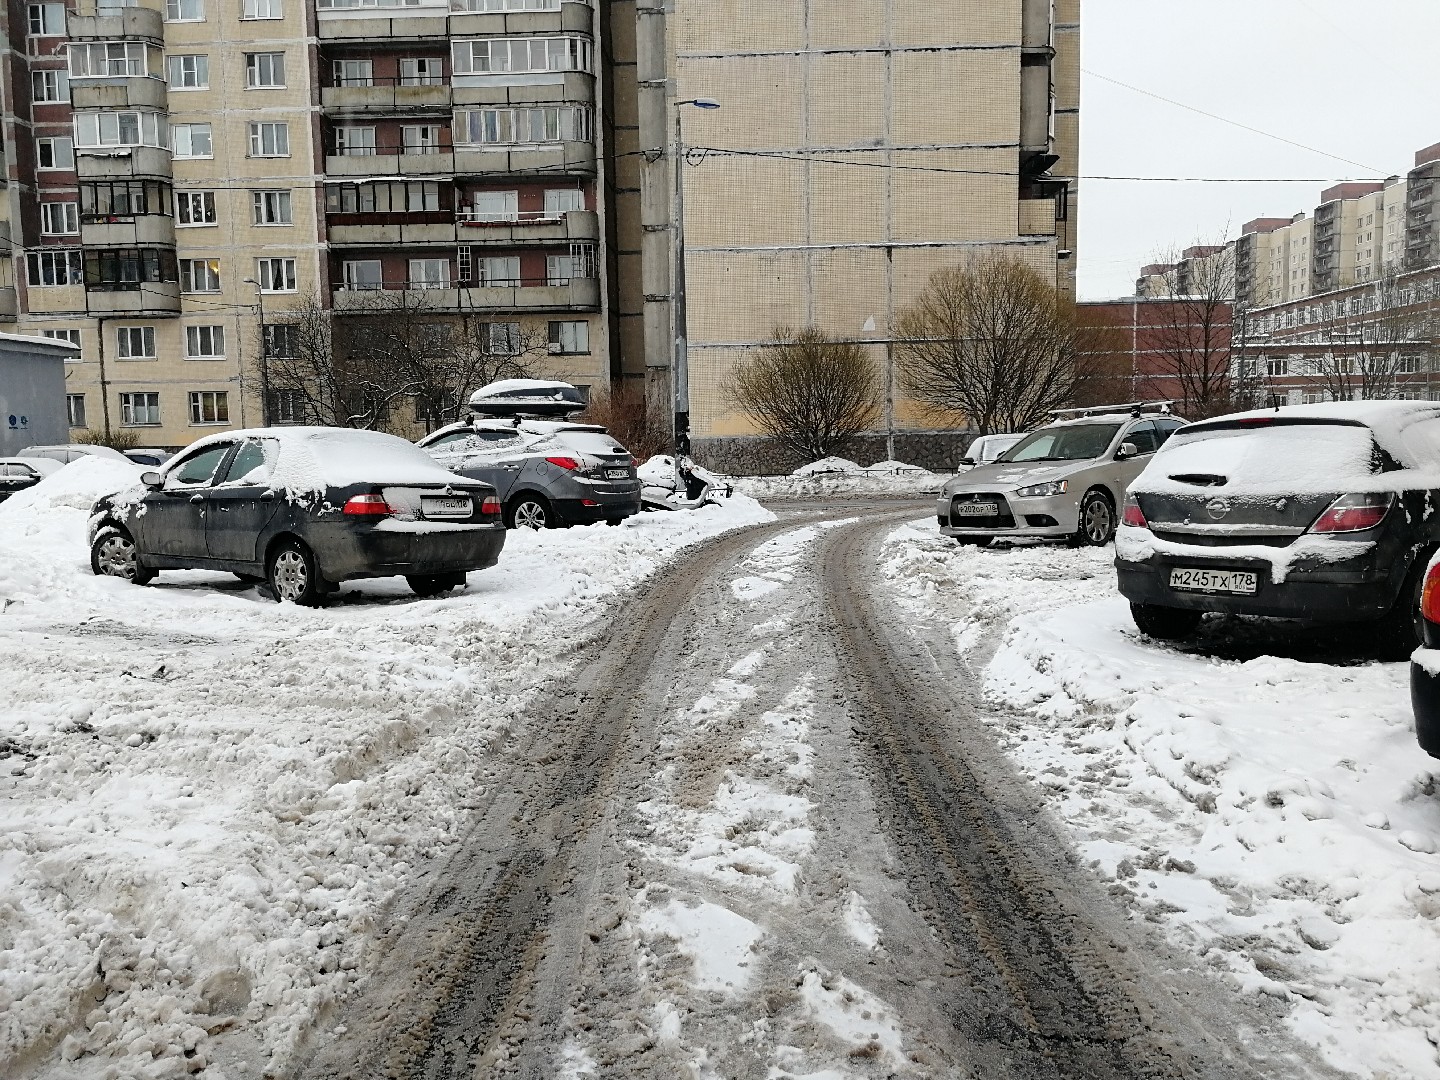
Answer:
top-left (320, 78), bottom-right (452, 114)
top-left (448, 0), bottom-right (593, 37)
top-left (453, 140), bottom-right (595, 178)
top-left (84, 280), bottom-right (181, 316)
top-left (76, 146), bottom-right (173, 181)
top-left (71, 77), bottom-right (168, 111)
top-left (325, 151), bottom-right (456, 176)
top-left (80, 214), bottom-right (176, 247)
top-left (327, 212), bottom-right (458, 246)
top-left (330, 275), bottom-right (599, 313)
top-left (451, 72), bottom-right (593, 107)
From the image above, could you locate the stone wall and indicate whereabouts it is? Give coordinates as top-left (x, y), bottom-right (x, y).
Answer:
top-left (692, 429), bottom-right (976, 476)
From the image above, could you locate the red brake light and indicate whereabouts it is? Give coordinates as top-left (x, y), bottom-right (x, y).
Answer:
top-left (480, 495), bottom-right (502, 516)
top-left (544, 456), bottom-right (581, 472)
top-left (1422, 558), bottom-right (1440, 624)
top-left (632, 457), bottom-right (641, 468)
top-left (1121, 494), bottom-right (1147, 528)
top-left (1308, 492), bottom-right (1393, 534)
top-left (343, 493), bottom-right (392, 517)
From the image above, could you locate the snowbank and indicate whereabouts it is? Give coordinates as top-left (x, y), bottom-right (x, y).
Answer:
top-left (732, 458), bottom-right (943, 499)
top-left (0, 483), bottom-right (773, 1078)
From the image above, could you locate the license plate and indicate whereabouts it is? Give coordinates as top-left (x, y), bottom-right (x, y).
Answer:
top-left (422, 496), bottom-right (472, 519)
top-left (604, 467), bottom-right (630, 480)
top-left (1168, 567), bottom-right (1258, 595)
top-left (953, 502), bottom-right (998, 517)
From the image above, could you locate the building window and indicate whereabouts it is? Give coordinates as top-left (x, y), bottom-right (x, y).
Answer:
top-left (334, 126), bottom-right (375, 156)
top-left (454, 106), bottom-right (591, 146)
top-left (255, 257), bottom-right (297, 292)
top-left (165, 0), bottom-right (203, 19)
top-left (26, 250), bottom-right (82, 286)
top-left (486, 322), bottom-right (521, 354)
top-left (176, 190), bottom-right (217, 226)
top-left (188, 391), bottom-right (229, 425)
top-left (548, 320), bottom-right (588, 354)
top-left (252, 189), bottom-right (292, 225)
top-left (470, 190), bottom-right (518, 221)
top-left (245, 51), bottom-right (285, 88)
top-left (69, 42), bottom-right (150, 78)
top-left (544, 188), bottom-right (583, 214)
top-left (66, 394), bottom-right (86, 427)
top-left (401, 125), bottom-right (442, 155)
top-left (1265, 356), bottom-right (1288, 377)
top-left (27, 3), bottom-right (65, 35)
top-left (399, 57), bottom-right (443, 85)
top-left (185, 325), bottom-right (226, 358)
top-left (40, 201), bottom-right (79, 235)
top-left (167, 54), bottom-right (209, 89)
top-left (74, 110), bottom-right (167, 149)
top-left (36, 136), bottom-right (74, 169)
top-left (248, 122), bottom-right (289, 157)
top-left (341, 260), bottom-right (383, 289)
top-left (408, 258), bottom-right (450, 289)
top-left (478, 256), bottom-right (519, 285)
top-left (81, 179), bottom-right (170, 221)
top-left (242, 0), bottom-right (280, 17)
top-left (263, 323), bottom-right (297, 358)
top-left (270, 388), bottom-right (305, 423)
top-left (86, 248), bottom-right (178, 289)
top-left (31, 68), bottom-right (69, 101)
top-left (121, 392), bottom-right (161, 426)
top-left (451, 37), bottom-right (592, 76)
top-left (172, 123), bottom-right (212, 158)
top-left (44, 328), bottom-right (83, 355)
top-left (179, 258), bottom-right (221, 293)
top-left (116, 326), bottom-right (157, 359)
top-left (546, 243), bottom-right (595, 284)
top-left (333, 58), bottom-right (372, 87)
top-left (325, 180), bottom-right (444, 214)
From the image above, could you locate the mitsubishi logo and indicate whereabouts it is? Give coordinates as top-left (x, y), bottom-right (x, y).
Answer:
top-left (1205, 497), bottom-right (1232, 520)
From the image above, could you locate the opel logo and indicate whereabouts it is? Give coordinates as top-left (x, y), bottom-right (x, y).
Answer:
top-left (1205, 497), bottom-right (1231, 520)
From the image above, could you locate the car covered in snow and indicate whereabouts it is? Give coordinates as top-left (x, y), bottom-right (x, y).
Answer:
top-left (959, 432), bottom-right (1024, 468)
top-left (416, 379), bottom-right (641, 529)
top-left (0, 456), bottom-right (62, 502)
top-left (936, 404), bottom-right (1185, 547)
top-left (88, 427), bottom-right (505, 605)
top-left (1117, 401), bottom-right (1440, 655)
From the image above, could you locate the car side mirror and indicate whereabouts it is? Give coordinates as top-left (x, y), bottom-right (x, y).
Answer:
top-left (141, 470), bottom-right (162, 488)
top-left (1115, 442), bottom-right (1139, 460)
top-left (958, 456), bottom-right (975, 466)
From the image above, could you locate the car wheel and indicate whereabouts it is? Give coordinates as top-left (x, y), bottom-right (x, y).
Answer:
top-left (267, 540), bottom-right (326, 607)
top-left (1070, 489), bottom-right (1115, 547)
top-left (507, 495), bottom-right (553, 530)
top-left (1130, 603), bottom-right (1202, 641)
top-left (954, 536), bottom-right (994, 548)
top-left (90, 526), bottom-right (155, 585)
top-left (1373, 555), bottom-right (1429, 660)
top-left (407, 572), bottom-right (465, 597)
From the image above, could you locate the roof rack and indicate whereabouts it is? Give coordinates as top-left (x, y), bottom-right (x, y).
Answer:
top-left (1048, 400), bottom-right (1174, 419)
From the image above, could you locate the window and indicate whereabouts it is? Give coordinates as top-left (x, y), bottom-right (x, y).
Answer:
top-left (245, 52), bottom-right (285, 88)
top-left (165, 0), bottom-right (203, 19)
top-left (31, 69), bottom-right (68, 102)
top-left (454, 106), bottom-right (591, 145)
top-left (242, 0), bottom-right (280, 17)
top-left (263, 323), bottom-right (297, 358)
top-left (180, 258), bottom-right (221, 293)
top-left (185, 325), bottom-right (226, 357)
top-left (27, 250), bottom-right (82, 286)
top-left (486, 322), bottom-right (521, 354)
top-left (333, 126), bottom-right (375, 156)
top-left (172, 123), bottom-right (212, 158)
top-left (67, 33), bottom-right (145, 68)
top-left (408, 258), bottom-right (449, 288)
top-left (401, 125), bottom-right (442, 155)
top-left (333, 59), bottom-right (372, 87)
top-left (324, 181), bottom-right (445, 214)
top-left (1265, 356), bottom-right (1289, 377)
top-left (167, 443), bottom-right (231, 484)
top-left (451, 37), bottom-right (592, 76)
top-left (40, 201), bottom-right (79, 235)
top-left (399, 57), bottom-right (443, 85)
top-left (85, 248), bottom-right (178, 289)
top-left (116, 326), bottom-right (157, 359)
top-left (176, 190), bottom-right (217, 226)
top-left (548, 320), bottom-right (588, 354)
top-left (44, 328), bottom-right (83, 354)
top-left (66, 394), bottom-right (86, 427)
top-left (80, 180), bottom-right (170, 221)
top-left (167, 54), bottom-right (209, 89)
top-left (478, 256), bottom-right (519, 285)
top-left (544, 188), bottom-right (583, 214)
top-left (342, 260), bottom-right (383, 289)
top-left (270, 388), bottom-right (305, 424)
top-left (74, 111), bottom-right (167, 149)
top-left (546, 244), bottom-right (595, 284)
top-left (27, 3), bottom-right (65, 35)
top-left (36, 136), bottom-right (74, 169)
top-left (121, 392), bottom-right (161, 426)
top-left (251, 189), bottom-right (292, 225)
top-left (248, 122), bottom-right (289, 157)
top-left (255, 257), bottom-right (296, 292)
top-left (469, 190), bottom-right (517, 221)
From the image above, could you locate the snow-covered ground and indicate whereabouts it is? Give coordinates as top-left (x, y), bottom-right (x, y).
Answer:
top-left (0, 460), bottom-right (772, 1079)
top-left (882, 523), bottom-right (1440, 1080)
top-left (730, 458), bottom-right (946, 500)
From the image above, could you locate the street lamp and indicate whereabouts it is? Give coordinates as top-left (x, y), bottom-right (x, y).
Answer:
top-left (242, 277), bottom-right (270, 426)
top-left (672, 96), bottom-right (719, 459)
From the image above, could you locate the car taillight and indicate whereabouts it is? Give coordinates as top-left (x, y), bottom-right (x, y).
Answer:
top-left (545, 456), bottom-right (581, 472)
top-left (343, 493), bottom-right (392, 517)
top-left (632, 457), bottom-right (641, 468)
top-left (480, 496), bottom-right (502, 516)
top-left (1121, 493), bottom-right (1147, 528)
top-left (1422, 557), bottom-right (1440, 624)
top-left (1308, 492), bottom-right (1393, 533)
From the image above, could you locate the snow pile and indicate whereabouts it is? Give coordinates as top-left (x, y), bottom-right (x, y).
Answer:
top-left (0, 486), bottom-right (773, 1078)
top-left (732, 459), bottom-right (943, 499)
top-left (791, 457), bottom-right (862, 477)
top-left (882, 522), bottom-right (1440, 1080)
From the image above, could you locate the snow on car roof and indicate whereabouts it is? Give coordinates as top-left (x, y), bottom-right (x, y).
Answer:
top-left (1186, 399), bottom-right (1440, 432)
top-left (0, 456), bottom-right (63, 473)
top-left (470, 378), bottom-right (577, 399)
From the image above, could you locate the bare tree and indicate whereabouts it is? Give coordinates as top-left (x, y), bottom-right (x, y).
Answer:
top-left (1313, 272), bottom-right (1438, 402)
top-left (1139, 242), bottom-right (1236, 418)
top-left (895, 254), bottom-right (1082, 435)
top-left (1071, 305), bottom-right (1137, 408)
top-left (724, 327), bottom-right (880, 461)
top-left (578, 387), bottom-right (672, 460)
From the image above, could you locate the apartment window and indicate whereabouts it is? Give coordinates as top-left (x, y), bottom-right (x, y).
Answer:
top-left (185, 325), bottom-right (225, 358)
top-left (325, 180), bottom-right (444, 214)
top-left (116, 326), bottom-right (157, 359)
top-left (40, 201), bottom-right (79, 235)
top-left (121, 392), bottom-right (161, 426)
top-left (81, 179), bottom-right (170, 220)
top-left (478, 256), bottom-right (519, 285)
top-left (44, 328), bottom-right (83, 354)
top-left (548, 320), bottom-right (588, 354)
top-left (26, 250), bottom-right (82, 286)
top-left (451, 37), bottom-right (592, 76)
top-left (401, 125), bottom-right (441, 155)
top-left (333, 59), bottom-right (373, 87)
top-left (31, 69), bottom-right (69, 102)
top-left (248, 122), bottom-right (289, 157)
top-left (408, 258), bottom-right (449, 289)
top-left (165, 0), bottom-right (203, 19)
top-left (334, 126), bottom-right (375, 156)
top-left (245, 52), bottom-right (285, 88)
top-left (453, 0), bottom-right (558, 11)
top-left (66, 394), bottom-right (86, 427)
top-left (176, 190), bottom-right (217, 226)
top-left (74, 110), bottom-right (167, 149)
top-left (1265, 356), bottom-right (1289, 377)
top-left (255, 257), bottom-right (297, 292)
top-left (252, 190), bottom-right (292, 225)
top-left (242, 0), bottom-right (280, 17)
top-left (270, 388), bottom-right (305, 423)
top-left (263, 323), bottom-right (297, 358)
top-left (85, 248), bottom-right (178, 289)
top-left (547, 243), bottom-right (595, 283)
top-left (544, 188), bottom-right (583, 214)
top-left (28, 3), bottom-right (65, 35)
top-left (471, 190), bottom-right (518, 221)
top-left (342, 260), bottom-right (383, 289)
top-left (172, 123), bottom-right (212, 158)
top-left (179, 258), bottom-right (221, 293)
top-left (399, 57), bottom-right (443, 85)
top-left (455, 106), bottom-right (590, 145)
top-left (486, 322), bottom-right (521, 354)
top-left (36, 136), bottom-right (74, 169)
top-left (167, 54), bottom-right (209, 89)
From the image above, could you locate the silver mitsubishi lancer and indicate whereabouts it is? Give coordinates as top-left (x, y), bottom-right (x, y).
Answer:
top-left (936, 403), bottom-right (1186, 547)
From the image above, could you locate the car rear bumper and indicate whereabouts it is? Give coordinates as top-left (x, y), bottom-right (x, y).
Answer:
top-left (1411, 653), bottom-right (1440, 758)
top-left (554, 490), bottom-right (642, 524)
top-left (935, 491), bottom-right (1079, 538)
top-left (316, 521), bottom-right (507, 580)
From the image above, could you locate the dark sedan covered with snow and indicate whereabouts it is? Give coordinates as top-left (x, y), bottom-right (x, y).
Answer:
top-left (88, 427), bottom-right (505, 605)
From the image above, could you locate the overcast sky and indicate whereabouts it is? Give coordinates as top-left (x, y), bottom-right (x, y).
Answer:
top-left (1077, 0), bottom-right (1440, 300)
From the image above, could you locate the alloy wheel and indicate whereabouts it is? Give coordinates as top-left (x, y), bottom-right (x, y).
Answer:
top-left (1083, 497), bottom-right (1113, 545)
top-left (513, 500), bottom-right (548, 530)
top-left (96, 534), bottom-right (138, 579)
top-left (272, 549), bottom-right (309, 602)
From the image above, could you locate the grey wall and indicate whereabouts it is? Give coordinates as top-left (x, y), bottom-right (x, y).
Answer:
top-left (0, 347), bottom-right (71, 456)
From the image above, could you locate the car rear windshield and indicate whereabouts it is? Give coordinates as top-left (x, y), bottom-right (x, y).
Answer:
top-left (556, 430), bottom-right (628, 457)
top-left (1002, 423), bottom-right (1121, 463)
top-left (1154, 420), bottom-right (1382, 492)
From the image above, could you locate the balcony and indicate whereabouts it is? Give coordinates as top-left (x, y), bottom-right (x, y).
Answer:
top-left (71, 77), bottom-right (167, 111)
top-left (451, 72), bottom-right (593, 108)
top-left (80, 213), bottom-right (176, 247)
top-left (330, 276), bottom-right (599, 313)
top-left (448, 0), bottom-right (593, 36)
top-left (84, 281), bottom-right (181, 317)
top-left (327, 215), bottom-right (458, 245)
top-left (456, 208), bottom-right (597, 244)
top-left (315, 3), bottom-right (449, 41)
top-left (25, 285), bottom-right (86, 315)
top-left (76, 146), bottom-right (172, 180)
top-left (67, 7), bottom-right (163, 41)
top-left (0, 287), bottom-right (18, 318)
top-left (320, 79), bottom-right (451, 114)
top-left (453, 140), bottom-right (595, 178)
top-left (325, 152), bottom-right (456, 177)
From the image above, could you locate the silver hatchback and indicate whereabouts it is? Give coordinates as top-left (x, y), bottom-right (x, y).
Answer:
top-left (936, 405), bottom-right (1186, 547)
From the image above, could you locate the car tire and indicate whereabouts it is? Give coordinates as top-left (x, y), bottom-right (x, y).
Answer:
top-left (407, 572), bottom-right (465, 597)
top-left (954, 536), bottom-right (994, 548)
top-left (1070, 489), bottom-right (1116, 547)
top-left (507, 494), bottom-right (554, 530)
top-left (90, 526), bottom-right (155, 586)
top-left (1373, 554), bottom-right (1429, 660)
top-left (1130, 602), bottom-right (1202, 641)
top-left (606, 518), bottom-right (624, 527)
top-left (267, 539), bottom-right (327, 607)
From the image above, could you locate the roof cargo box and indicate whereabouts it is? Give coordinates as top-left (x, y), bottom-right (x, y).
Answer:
top-left (467, 379), bottom-right (587, 418)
